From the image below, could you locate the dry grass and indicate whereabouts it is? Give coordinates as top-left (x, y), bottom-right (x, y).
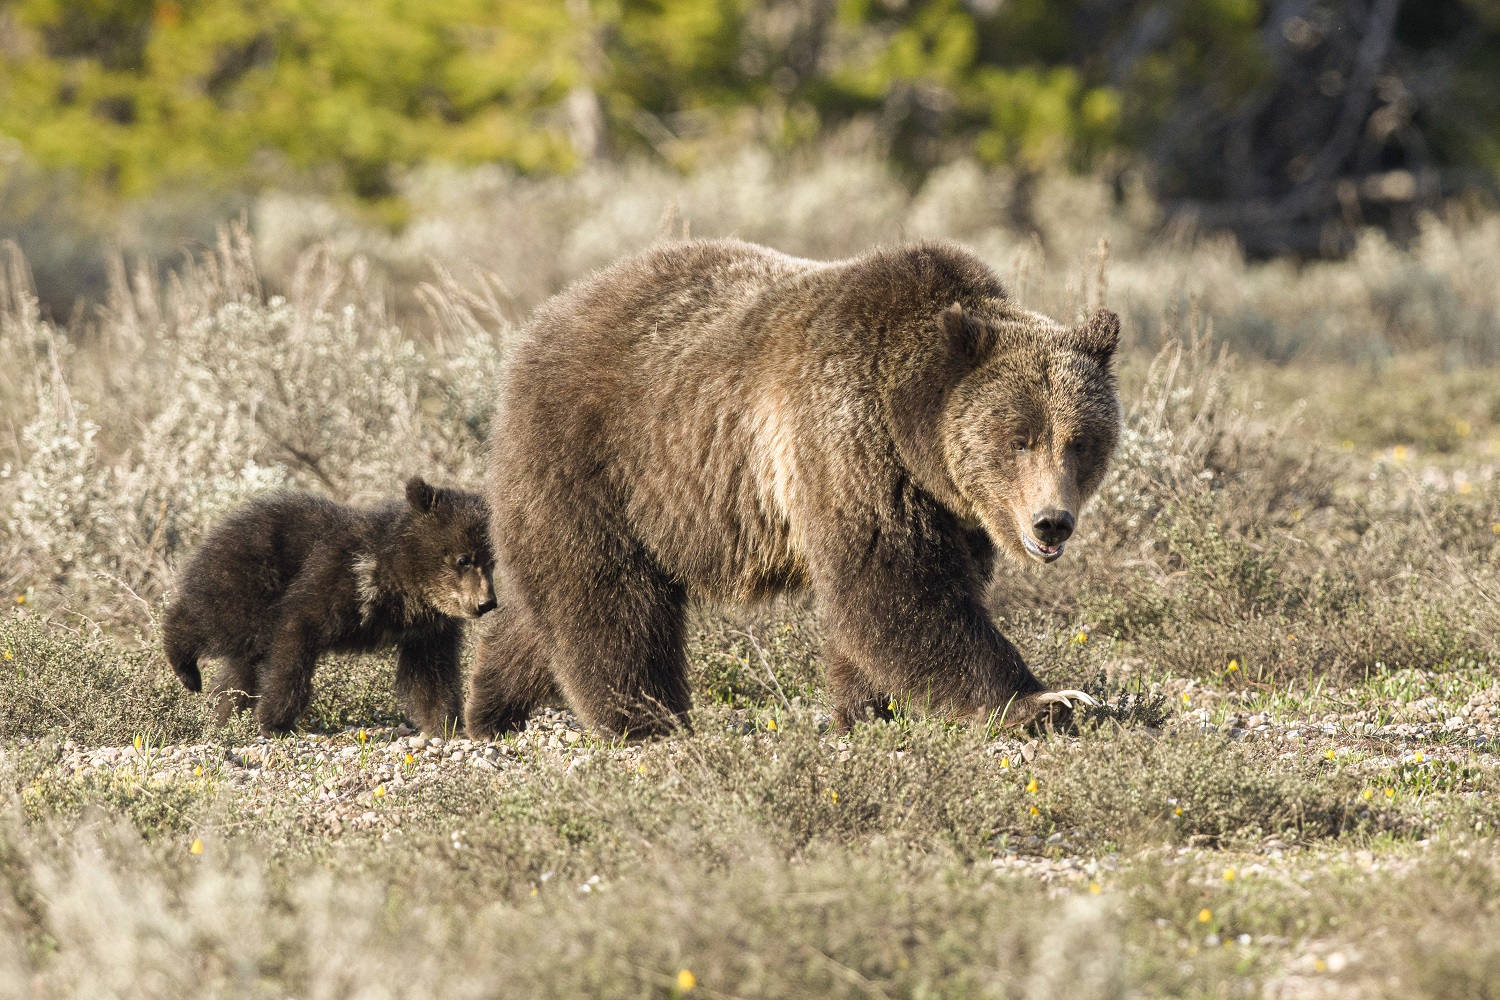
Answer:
top-left (5, 153), bottom-right (1500, 996)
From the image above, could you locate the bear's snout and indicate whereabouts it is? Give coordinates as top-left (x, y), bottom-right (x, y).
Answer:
top-left (1030, 508), bottom-right (1074, 546)
top-left (475, 596), bottom-right (497, 617)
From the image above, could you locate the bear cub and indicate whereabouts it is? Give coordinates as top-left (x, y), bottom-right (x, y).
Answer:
top-left (163, 478), bottom-right (495, 736)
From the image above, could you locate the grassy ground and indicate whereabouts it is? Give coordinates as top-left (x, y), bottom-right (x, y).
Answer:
top-left (5, 159), bottom-right (1500, 996)
top-left (5, 352), bottom-right (1500, 997)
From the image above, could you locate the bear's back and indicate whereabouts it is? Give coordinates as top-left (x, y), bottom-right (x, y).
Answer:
top-left (488, 238), bottom-right (1007, 604)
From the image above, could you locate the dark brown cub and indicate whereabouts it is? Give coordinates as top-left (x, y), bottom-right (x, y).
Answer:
top-left (162, 477), bottom-right (494, 736)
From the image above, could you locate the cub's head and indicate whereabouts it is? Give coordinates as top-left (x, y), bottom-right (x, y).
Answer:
top-left (402, 477), bottom-right (497, 618)
top-left (939, 302), bottom-right (1121, 564)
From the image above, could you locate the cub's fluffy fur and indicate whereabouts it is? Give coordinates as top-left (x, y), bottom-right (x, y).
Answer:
top-left (163, 478), bottom-right (494, 735)
top-left (468, 238), bottom-right (1120, 738)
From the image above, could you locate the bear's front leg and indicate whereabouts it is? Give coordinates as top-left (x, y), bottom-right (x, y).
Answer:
top-left (812, 515), bottom-right (1048, 725)
top-left (396, 620), bottom-right (465, 736)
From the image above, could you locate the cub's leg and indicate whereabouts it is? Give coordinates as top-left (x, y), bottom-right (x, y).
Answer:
top-left (256, 614), bottom-right (324, 736)
top-left (161, 603), bottom-right (206, 693)
top-left (208, 654), bottom-right (260, 724)
top-left (396, 619), bottom-right (465, 736)
top-left (465, 598), bottom-right (558, 738)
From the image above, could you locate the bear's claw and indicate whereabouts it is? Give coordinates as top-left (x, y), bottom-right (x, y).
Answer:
top-left (1036, 689), bottom-right (1099, 709)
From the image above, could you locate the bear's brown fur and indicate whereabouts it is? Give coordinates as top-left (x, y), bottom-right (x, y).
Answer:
top-left (163, 478), bottom-right (495, 735)
top-left (467, 239), bottom-right (1119, 738)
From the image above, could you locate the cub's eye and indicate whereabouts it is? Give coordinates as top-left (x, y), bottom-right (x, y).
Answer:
top-left (455, 554), bottom-right (473, 570)
top-left (1010, 440), bottom-right (1028, 453)
top-left (1068, 439), bottom-right (1087, 454)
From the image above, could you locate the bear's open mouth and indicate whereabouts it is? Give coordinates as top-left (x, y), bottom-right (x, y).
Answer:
top-left (1021, 533), bottom-right (1066, 563)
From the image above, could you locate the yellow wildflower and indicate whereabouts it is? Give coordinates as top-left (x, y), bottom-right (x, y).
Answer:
top-left (374, 785), bottom-right (386, 798)
top-left (1174, 807), bottom-right (1183, 817)
top-left (13, 595), bottom-right (23, 605)
top-left (1072, 631), bottom-right (1088, 644)
top-left (1392, 445), bottom-right (1409, 462)
top-left (1181, 692), bottom-right (1191, 704)
top-left (1385, 788), bottom-right (1395, 799)
top-left (1324, 749), bottom-right (1336, 760)
top-left (1361, 788), bottom-right (1373, 801)
top-left (766, 718), bottom-right (777, 731)
top-left (1223, 868), bottom-right (1236, 882)
top-left (2, 649), bottom-right (10, 660)
top-left (193, 765), bottom-right (202, 777)
top-left (1025, 778), bottom-right (1038, 794)
top-left (1000, 756), bottom-right (1010, 768)
top-left (134, 735), bottom-right (143, 750)
top-left (1414, 751), bottom-right (1425, 763)
top-left (405, 753), bottom-right (416, 766)
top-left (1028, 805), bottom-right (1040, 817)
top-left (1198, 908), bottom-right (1212, 924)
top-left (1089, 882), bottom-right (1102, 895)
top-left (189, 838), bottom-right (203, 855)
top-left (677, 969), bottom-right (697, 992)
top-left (829, 789), bottom-right (838, 804)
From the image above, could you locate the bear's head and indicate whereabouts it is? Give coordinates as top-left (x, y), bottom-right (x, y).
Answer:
top-left (938, 302), bottom-right (1120, 564)
top-left (401, 477), bottom-right (498, 618)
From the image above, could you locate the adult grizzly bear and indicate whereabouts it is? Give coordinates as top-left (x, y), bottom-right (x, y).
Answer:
top-left (468, 239), bottom-right (1118, 738)
top-left (163, 478), bottom-right (495, 736)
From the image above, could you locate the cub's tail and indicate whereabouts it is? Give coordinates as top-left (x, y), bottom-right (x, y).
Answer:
top-left (161, 606), bottom-right (203, 693)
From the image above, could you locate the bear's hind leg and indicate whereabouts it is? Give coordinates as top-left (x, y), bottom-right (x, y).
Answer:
top-left (465, 598), bottom-right (558, 739)
top-left (537, 554), bottom-right (691, 739)
top-left (257, 622), bottom-right (320, 736)
top-left (396, 621), bottom-right (465, 736)
top-left (161, 603), bottom-right (205, 693)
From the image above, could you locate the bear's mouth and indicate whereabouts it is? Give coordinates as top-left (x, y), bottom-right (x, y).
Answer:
top-left (1021, 533), bottom-right (1066, 563)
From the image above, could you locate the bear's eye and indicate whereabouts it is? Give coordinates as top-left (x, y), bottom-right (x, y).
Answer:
top-left (455, 554), bottom-right (473, 570)
top-left (1068, 439), bottom-right (1087, 454)
top-left (1010, 440), bottom-right (1028, 453)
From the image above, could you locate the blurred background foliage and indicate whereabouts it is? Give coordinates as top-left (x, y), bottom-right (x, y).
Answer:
top-left (5, 0), bottom-right (1500, 308)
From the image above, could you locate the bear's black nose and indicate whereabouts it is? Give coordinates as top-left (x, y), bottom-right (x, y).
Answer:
top-left (476, 598), bottom-right (497, 616)
top-left (1031, 509), bottom-right (1075, 546)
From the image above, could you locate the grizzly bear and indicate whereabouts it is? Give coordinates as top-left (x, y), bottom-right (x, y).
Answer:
top-left (466, 238), bottom-right (1117, 738)
top-left (163, 478), bottom-right (495, 736)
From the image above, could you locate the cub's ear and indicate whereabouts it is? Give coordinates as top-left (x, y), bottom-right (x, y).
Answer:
top-left (939, 302), bottom-right (996, 361)
top-left (1072, 308), bottom-right (1120, 362)
top-left (405, 477), bottom-right (438, 513)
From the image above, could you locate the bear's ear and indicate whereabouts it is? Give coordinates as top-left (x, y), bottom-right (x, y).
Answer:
top-left (405, 477), bottom-right (438, 513)
top-left (1071, 308), bottom-right (1119, 362)
top-left (939, 302), bottom-right (996, 361)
